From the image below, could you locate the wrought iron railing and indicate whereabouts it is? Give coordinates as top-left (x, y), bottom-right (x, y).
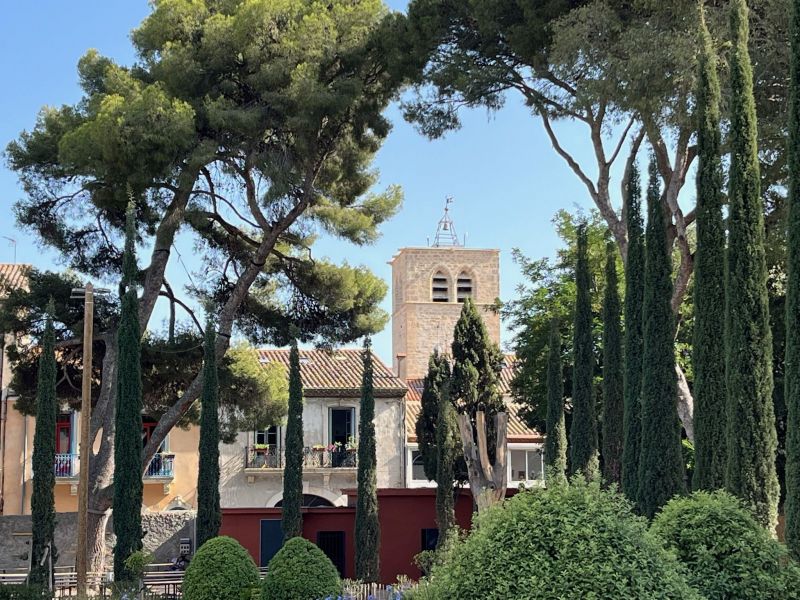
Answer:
top-left (144, 453), bottom-right (175, 478)
top-left (245, 446), bottom-right (357, 469)
top-left (54, 453), bottom-right (78, 477)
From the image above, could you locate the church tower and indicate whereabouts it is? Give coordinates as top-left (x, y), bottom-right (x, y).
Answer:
top-left (390, 200), bottom-right (500, 381)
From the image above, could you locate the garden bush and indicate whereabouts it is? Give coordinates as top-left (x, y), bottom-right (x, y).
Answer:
top-left (0, 585), bottom-right (46, 600)
top-left (182, 536), bottom-right (260, 600)
top-left (652, 490), bottom-right (800, 599)
top-left (423, 479), bottom-right (700, 599)
top-left (262, 537), bottom-right (341, 600)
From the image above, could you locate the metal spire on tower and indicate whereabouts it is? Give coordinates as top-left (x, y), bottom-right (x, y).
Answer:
top-left (432, 197), bottom-right (461, 247)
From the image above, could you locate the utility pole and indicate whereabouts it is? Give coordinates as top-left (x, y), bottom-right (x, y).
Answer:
top-left (75, 283), bottom-right (93, 597)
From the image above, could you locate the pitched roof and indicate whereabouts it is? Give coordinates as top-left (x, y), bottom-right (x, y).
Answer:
top-left (256, 348), bottom-right (407, 398)
top-left (0, 264), bottom-right (30, 295)
top-left (405, 355), bottom-right (542, 442)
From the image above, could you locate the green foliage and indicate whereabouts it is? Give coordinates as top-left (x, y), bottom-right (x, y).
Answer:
top-left (693, 8), bottom-right (727, 493)
top-left (424, 479), bottom-right (701, 599)
top-left (505, 211), bottom-right (611, 432)
top-left (569, 224), bottom-right (599, 481)
top-left (29, 304), bottom-right (57, 587)
top-left (0, 585), bottom-right (47, 600)
top-left (113, 204), bottom-right (144, 582)
top-left (281, 340), bottom-right (303, 541)
top-left (543, 319), bottom-right (566, 485)
top-left (638, 158), bottom-right (686, 518)
top-left (652, 491), bottom-right (800, 599)
top-left (416, 353), bottom-right (446, 482)
top-left (601, 240), bottom-right (623, 486)
top-left (725, 0), bottom-right (779, 531)
top-left (785, 0), bottom-right (800, 559)
top-left (355, 337), bottom-right (380, 583)
top-left (196, 317), bottom-right (221, 548)
top-left (622, 161), bottom-right (645, 503)
top-left (261, 537), bottom-right (341, 600)
top-left (434, 365), bottom-right (458, 547)
top-left (183, 536), bottom-right (260, 600)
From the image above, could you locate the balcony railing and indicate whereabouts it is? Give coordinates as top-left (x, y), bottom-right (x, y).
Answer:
top-left (144, 453), bottom-right (175, 478)
top-left (54, 454), bottom-right (78, 478)
top-left (245, 446), bottom-right (357, 470)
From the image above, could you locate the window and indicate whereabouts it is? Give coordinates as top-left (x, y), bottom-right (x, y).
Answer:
top-left (254, 425), bottom-right (279, 447)
top-left (456, 272), bottom-right (473, 302)
top-left (142, 417), bottom-right (167, 453)
top-left (55, 414), bottom-right (72, 455)
top-left (421, 528), bottom-right (439, 552)
top-left (510, 449), bottom-right (544, 482)
top-left (432, 271), bottom-right (449, 302)
top-left (329, 407), bottom-right (355, 446)
top-left (276, 494), bottom-right (334, 508)
top-left (411, 450), bottom-right (428, 481)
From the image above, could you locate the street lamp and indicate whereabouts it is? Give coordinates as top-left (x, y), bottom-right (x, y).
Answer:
top-left (70, 284), bottom-right (110, 596)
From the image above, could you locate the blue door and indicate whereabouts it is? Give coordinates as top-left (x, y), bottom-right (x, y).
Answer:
top-left (260, 519), bottom-right (283, 567)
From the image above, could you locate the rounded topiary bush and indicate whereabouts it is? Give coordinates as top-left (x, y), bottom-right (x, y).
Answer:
top-left (424, 480), bottom-right (700, 599)
top-left (651, 490), bottom-right (800, 599)
top-left (262, 537), bottom-right (341, 600)
top-left (183, 536), bottom-right (260, 600)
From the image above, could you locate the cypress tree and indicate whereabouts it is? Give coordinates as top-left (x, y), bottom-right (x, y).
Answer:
top-left (281, 339), bottom-right (303, 541)
top-left (29, 302), bottom-right (57, 587)
top-left (602, 241), bottom-right (624, 487)
top-left (435, 376), bottom-right (459, 548)
top-left (196, 316), bottom-right (220, 548)
top-left (113, 203), bottom-right (144, 582)
top-left (637, 158), bottom-right (686, 519)
top-left (693, 9), bottom-right (728, 492)
top-left (569, 224), bottom-right (599, 480)
top-left (786, 0), bottom-right (800, 558)
top-left (725, 0), bottom-right (779, 531)
top-left (622, 160), bottom-right (645, 503)
top-left (544, 318), bottom-right (567, 485)
top-left (416, 353), bottom-right (447, 482)
top-left (355, 337), bottom-right (380, 583)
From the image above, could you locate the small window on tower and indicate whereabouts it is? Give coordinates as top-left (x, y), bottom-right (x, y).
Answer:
top-left (432, 271), bottom-right (449, 302)
top-left (457, 272), bottom-right (473, 302)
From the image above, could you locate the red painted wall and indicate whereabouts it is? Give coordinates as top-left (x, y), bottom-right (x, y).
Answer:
top-left (220, 488), bottom-right (478, 583)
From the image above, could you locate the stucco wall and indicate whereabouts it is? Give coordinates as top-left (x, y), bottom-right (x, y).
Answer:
top-left (220, 395), bottom-right (404, 508)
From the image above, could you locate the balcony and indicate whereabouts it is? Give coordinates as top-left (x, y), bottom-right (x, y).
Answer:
top-left (54, 454), bottom-right (78, 479)
top-left (144, 453), bottom-right (174, 478)
top-left (244, 446), bottom-right (357, 481)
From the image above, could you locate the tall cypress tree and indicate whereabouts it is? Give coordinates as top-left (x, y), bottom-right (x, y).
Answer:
top-left (569, 224), bottom-right (599, 480)
top-left (281, 339), bottom-right (303, 541)
top-left (29, 302), bottom-right (57, 587)
top-left (725, 0), bottom-right (779, 531)
top-left (637, 158), bottom-right (686, 519)
top-left (113, 202), bottom-right (144, 582)
top-left (416, 353), bottom-right (446, 482)
top-left (693, 8), bottom-right (728, 492)
top-left (355, 337), bottom-right (380, 583)
top-left (435, 372), bottom-right (459, 548)
top-left (544, 318), bottom-right (567, 485)
top-left (622, 160), bottom-right (645, 503)
top-left (602, 241), bottom-right (624, 487)
top-left (786, 0), bottom-right (800, 558)
top-left (196, 316), bottom-right (220, 548)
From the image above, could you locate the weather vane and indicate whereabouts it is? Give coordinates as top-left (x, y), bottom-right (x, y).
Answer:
top-left (432, 197), bottom-right (461, 247)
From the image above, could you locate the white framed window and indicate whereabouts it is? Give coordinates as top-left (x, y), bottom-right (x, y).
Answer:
top-left (411, 450), bottom-right (427, 481)
top-left (509, 447), bottom-right (544, 483)
top-left (254, 425), bottom-right (280, 447)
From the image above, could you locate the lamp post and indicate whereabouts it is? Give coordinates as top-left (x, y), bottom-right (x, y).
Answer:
top-left (70, 284), bottom-right (109, 596)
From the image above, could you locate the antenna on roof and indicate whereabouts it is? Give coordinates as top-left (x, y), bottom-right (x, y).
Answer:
top-left (2, 237), bottom-right (16, 264)
top-left (432, 197), bottom-right (461, 247)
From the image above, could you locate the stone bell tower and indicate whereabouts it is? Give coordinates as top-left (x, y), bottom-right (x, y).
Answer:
top-left (389, 200), bottom-right (500, 381)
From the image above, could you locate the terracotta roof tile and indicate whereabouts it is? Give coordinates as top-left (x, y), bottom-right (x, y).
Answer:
top-left (256, 348), bottom-right (407, 397)
top-left (0, 264), bottom-right (31, 295)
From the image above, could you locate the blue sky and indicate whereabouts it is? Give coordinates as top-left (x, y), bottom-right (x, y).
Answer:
top-left (0, 1), bottom-right (601, 364)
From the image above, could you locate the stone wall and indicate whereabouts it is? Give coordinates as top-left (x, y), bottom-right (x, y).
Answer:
top-left (0, 510), bottom-right (196, 571)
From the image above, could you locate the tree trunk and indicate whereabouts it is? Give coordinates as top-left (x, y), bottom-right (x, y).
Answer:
top-left (86, 505), bottom-right (111, 578)
top-left (456, 411), bottom-right (508, 511)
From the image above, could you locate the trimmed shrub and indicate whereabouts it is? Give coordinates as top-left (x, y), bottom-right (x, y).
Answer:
top-left (0, 586), bottom-right (47, 600)
top-left (262, 537), bottom-right (341, 600)
top-left (424, 479), bottom-right (699, 599)
top-left (652, 490), bottom-right (800, 599)
top-left (183, 536), bottom-right (259, 600)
